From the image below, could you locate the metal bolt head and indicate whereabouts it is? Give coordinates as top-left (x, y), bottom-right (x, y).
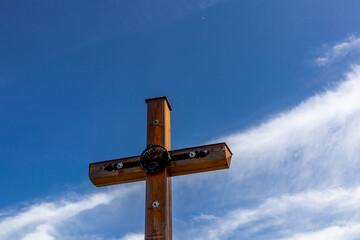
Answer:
top-left (152, 201), bottom-right (159, 208)
top-left (153, 120), bottom-right (159, 125)
top-left (189, 152), bottom-right (196, 158)
top-left (115, 162), bottom-right (123, 170)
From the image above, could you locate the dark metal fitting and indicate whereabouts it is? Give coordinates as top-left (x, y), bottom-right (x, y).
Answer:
top-left (140, 145), bottom-right (170, 174)
top-left (198, 150), bottom-right (209, 157)
top-left (104, 164), bottom-right (114, 171)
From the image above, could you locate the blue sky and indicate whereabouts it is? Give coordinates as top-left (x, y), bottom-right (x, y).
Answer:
top-left (1, 0), bottom-right (360, 239)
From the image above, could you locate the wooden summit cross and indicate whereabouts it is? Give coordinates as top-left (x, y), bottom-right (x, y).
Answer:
top-left (89, 96), bottom-right (232, 240)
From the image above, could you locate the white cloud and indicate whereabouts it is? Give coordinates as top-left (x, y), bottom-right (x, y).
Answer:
top-left (120, 233), bottom-right (143, 240)
top-left (193, 213), bottom-right (218, 221)
top-left (221, 64), bottom-right (360, 189)
top-left (281, 223), bottom-right (360, 240)
top-left (184, 64), bottom-right (360, 239)
top-left (193, 186), bottom-right (360, 240)
top-left (315, 35), bottom-right (360, 66)
top-left (22, 224), bottom-right (55, 240)
top-left (0, 192), bottom-right (112, 238)
top-left (0, 185), bottom-right (140, 240)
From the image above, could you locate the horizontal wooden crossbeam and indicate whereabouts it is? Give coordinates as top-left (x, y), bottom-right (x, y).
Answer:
top-left (89, 142), bottom-right (232, 187)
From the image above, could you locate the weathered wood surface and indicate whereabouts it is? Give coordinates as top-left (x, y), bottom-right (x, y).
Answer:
top-left (89, 142), bottom-right (232, 187)
top-left (145, 97), bottom-right (172, 240)
top-left (167, 143), bottom-right (232, 176)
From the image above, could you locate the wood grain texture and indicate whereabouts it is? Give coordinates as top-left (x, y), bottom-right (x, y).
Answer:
top-left (167, 143), bottom-right (232, 177)
top-left (89, 143), bottom-right (232, 187)
top-left (145, 97), bottom-right (172, 240)
top-left (89, 156), bottom-right (144, 187)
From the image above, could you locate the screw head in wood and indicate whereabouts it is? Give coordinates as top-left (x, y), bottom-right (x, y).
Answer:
top-left (115, 162), bottom-right (123, 170)
top-left (189, 152), bottom-right (196, 158)
top-left (153, 120), bottom-right (159, 125)
top-left (152, 201), bottom-right (159, 208)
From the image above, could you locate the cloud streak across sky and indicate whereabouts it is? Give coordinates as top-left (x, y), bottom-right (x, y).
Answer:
top-left (315, 35), bottom-right (360, 66)
top-left (0, 186), bottom-right (141, 240)
top-left (170, 61), bottom-right (360, 239)
top-left (1, 37), bottom-right (360, 239)
top-left (225, 64), bottom-right (360, 188)
top-left (193, 186), bottom-right (360, 240)
top-left (189, 38), bottom-right (360, 239)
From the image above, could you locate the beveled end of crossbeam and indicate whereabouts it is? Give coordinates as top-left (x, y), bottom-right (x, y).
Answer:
top-left (145, 96), bottom-right (172, 111)
top-left (167, 143), bottom-right (232, 177)
top-left (89, 142), bottom-right (232, 187)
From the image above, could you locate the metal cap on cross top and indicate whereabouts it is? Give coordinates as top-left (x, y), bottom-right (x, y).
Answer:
top-left (89, 96), bottom-right (232, 240)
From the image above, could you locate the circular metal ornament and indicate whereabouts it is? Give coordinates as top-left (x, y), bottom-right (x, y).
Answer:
top-left (140, 145), bottom-right (171, 174)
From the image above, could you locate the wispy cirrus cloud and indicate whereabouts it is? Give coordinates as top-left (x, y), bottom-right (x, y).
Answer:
top-left (193, 186), bottom-right (360, 240)
top-left (0, 185), bottom-right (141, 240)
top-left (120, 233), bottom-right (143, 240)
top-left (183, 63), bottom-right (360, 239)
top-left (315, 35), bottom-right (360, 66)
top-left (223, 64), bottom-right (360, 189)
top-left (175, 62), bottom-right (360, 194)
top-left (280, 223), bottom-right (360, 240)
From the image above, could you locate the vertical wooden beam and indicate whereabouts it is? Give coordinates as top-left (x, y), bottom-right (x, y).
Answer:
top-left (145, 97), bottom-right (172, 240)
